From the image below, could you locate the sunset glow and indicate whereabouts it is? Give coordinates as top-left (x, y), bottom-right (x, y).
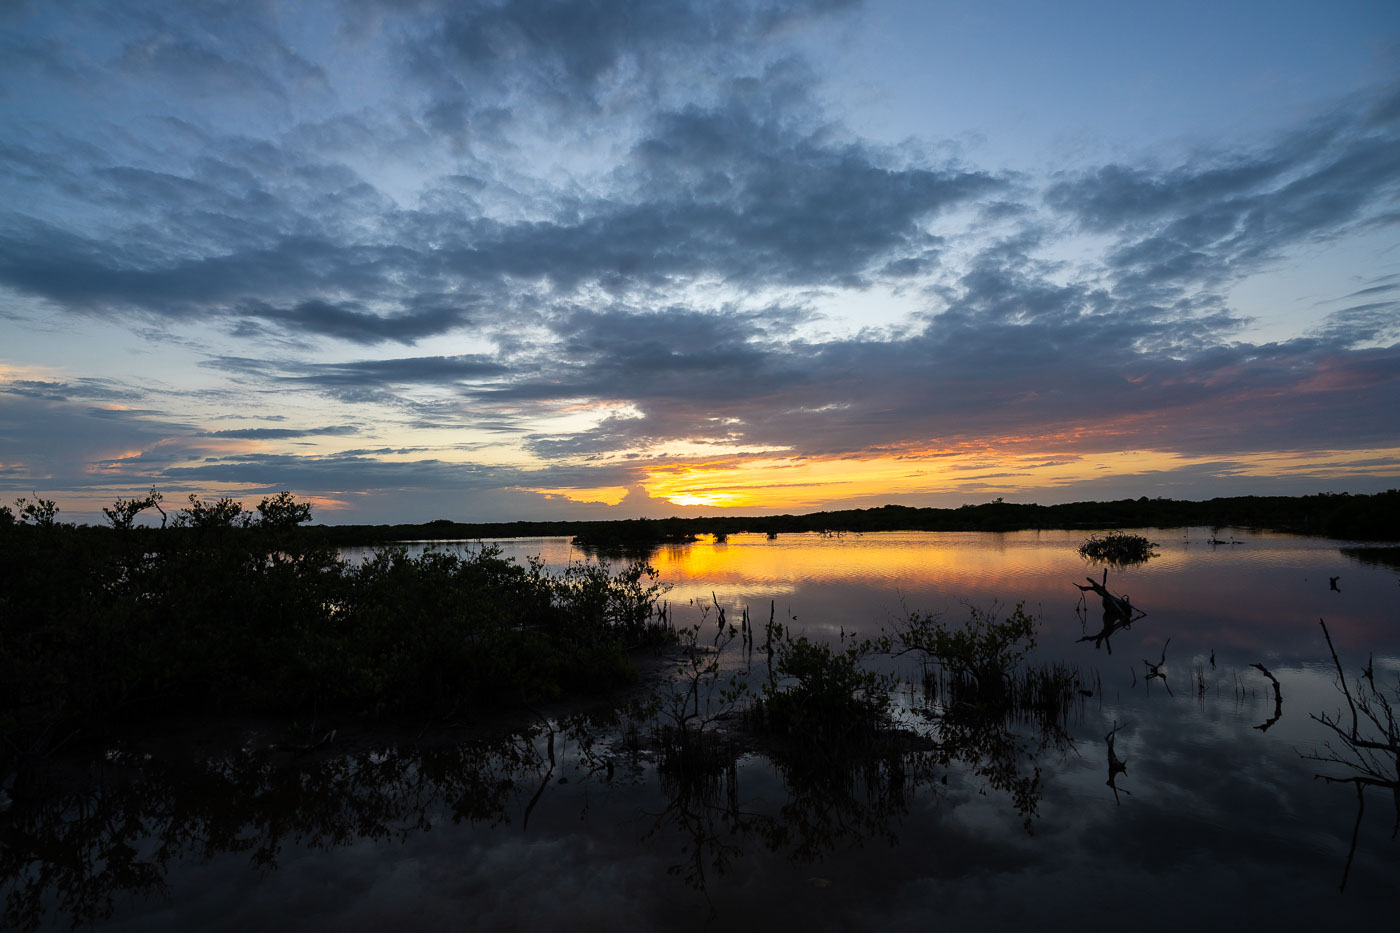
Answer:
top-left (0, 1), bottom-right (1396, 523)
top-left (633, 446), bottom-right (1400, 512)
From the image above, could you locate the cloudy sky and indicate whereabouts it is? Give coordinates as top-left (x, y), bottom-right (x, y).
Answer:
top-left (2, 0), bottom-right (1399, 524)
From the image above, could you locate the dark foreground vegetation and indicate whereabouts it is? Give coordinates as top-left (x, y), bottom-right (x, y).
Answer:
top-left (0, 492), bottom-right (672, 774)
top-left (4, 487), bottom-right (1397, 928)
top-left (2, 485), bottom-right (1089, 928)
top-left (288, 489), bottom-right (1400, 548)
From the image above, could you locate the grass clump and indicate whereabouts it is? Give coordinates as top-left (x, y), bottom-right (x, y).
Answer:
top-left (1077, 531), bottom-right (1158, 567)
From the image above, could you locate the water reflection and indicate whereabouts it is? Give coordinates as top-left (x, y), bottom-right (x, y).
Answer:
top-left (1, 725), bottom-right (556, 931)
top-left (647, 733), bottom-right (939, 910)
top-left (1074, 567), bottom-right (1148, 654)
top-left (1304, 620), bottom-right (1400, 891)
top-left (9, 528), bottom-right (1399, 928)
top-left (4, 685), bottom-right (1078, 932)
top-left (449, 527), bottom-right (1397, 657)
top-left (1105, 721), bottom-right (1130, 804)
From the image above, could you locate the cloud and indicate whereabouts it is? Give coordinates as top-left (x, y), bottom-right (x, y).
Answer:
top-left (0, 65), bottom-right (998, 350)
top-left (207, 353), bottom-right (511, 392)
top-left (396, 0), bottom-right (861, 134)
top-left (1047, 87), bottom-right (1400, 298)
top-left (0, 385), bottom-right (195, 491)
top-left (1, 3), bottom-right (1398, 521)
top-left (204, 424), bottom-right (360, 440)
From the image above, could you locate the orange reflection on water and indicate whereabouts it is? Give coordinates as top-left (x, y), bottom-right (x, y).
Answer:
top-left (648, 531), bottom-right (1089, 604)
top-left (630, 529), bottom-right (1397, 658)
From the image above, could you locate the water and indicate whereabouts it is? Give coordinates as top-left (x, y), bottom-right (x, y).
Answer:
top-left (9, 528), bottom-right (1399, 930)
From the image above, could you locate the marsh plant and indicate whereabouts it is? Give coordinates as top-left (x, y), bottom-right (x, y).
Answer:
top-left (894, 603), bottom-right (1082, 829)
top-left (655, 610), bottom-right (748, 784)
top-left (1077, 531), bottom-right (1159, 567)
top-left (898, 603), bottom-right (1038, 700)
top-left (0, 491), bottom-right (673, 769)
top-left (748, 624), bottom-right (896, 754)
top-left (900, 602), bottom-right (1087, 728)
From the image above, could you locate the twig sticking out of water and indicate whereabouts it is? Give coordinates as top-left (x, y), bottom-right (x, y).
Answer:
top-left (1143, 639), bottom-right (1172, 697)
top-left (764, 601), bottom-right (776, 687)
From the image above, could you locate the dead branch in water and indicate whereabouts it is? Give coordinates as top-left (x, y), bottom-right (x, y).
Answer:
top-left (1143, 639), bottom-right (1172, 697)
top-left (1302, 619), bottom-right (1399, 892)
top-left (1250, 663), bottom-right (1283, 732)
top-left (1073, 568), bottom-right (1147, 654)
top-left (1105, 720), bottom-right (1130, 805)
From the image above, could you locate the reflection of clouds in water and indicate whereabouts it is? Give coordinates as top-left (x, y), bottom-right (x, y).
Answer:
top-left (57, 528), bottom-right (1400, 929)
top-left (20, 685), bottom-right (1399, 931)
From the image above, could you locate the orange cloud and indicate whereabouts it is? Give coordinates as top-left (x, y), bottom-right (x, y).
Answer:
top-left (517, 485), bottom-right (631, 506)
top-left (635, 444), bottom-right (1400, 511)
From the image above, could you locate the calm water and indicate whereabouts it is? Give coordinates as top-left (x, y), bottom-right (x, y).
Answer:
top-left (10, 528), bottom-right (1400, 930)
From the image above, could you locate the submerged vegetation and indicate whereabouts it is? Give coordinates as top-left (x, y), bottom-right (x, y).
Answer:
top-left (0, 492), bottom-right (672, 770)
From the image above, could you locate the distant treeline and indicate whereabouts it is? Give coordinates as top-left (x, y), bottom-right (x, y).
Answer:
top-left (308, 490), bottom-right (1400, 547)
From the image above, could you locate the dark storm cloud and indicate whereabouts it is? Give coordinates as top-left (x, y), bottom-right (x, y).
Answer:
top-left (1315, 299), bottom-right (1400, 345)
top-left (162, 452), bottom-right (508, 488)
top-left (511, 304), bottom-right (812, 400)
top-left (391, 61), bottom-right (1003, 297)
top-left (105, 0), bottom-right (329, 100)
top-left (115, 33), bottom-right (290, 102)
top-left (0, 219), bottom-right (393, 316)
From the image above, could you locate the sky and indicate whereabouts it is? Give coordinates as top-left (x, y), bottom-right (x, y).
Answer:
top-left (1, 0), bottom-right (1399, 525)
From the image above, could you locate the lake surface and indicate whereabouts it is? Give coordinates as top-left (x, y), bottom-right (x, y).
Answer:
top-left (9, 528), bottom-right (1399, 930)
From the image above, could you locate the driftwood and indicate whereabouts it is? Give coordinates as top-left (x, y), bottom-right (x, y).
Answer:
top-left (1074, 568), bottom-right (1147, 654)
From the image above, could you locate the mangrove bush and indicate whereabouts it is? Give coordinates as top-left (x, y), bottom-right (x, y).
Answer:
top-left (0, 492), bottom-right (673, 767)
